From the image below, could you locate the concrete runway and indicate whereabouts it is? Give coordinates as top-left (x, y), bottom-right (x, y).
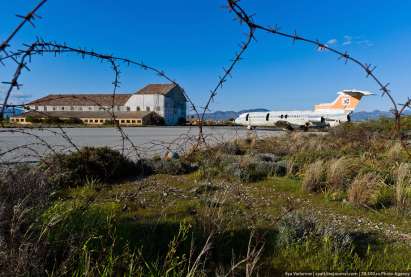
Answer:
top-left (0, 126), bottom-right (285, 162)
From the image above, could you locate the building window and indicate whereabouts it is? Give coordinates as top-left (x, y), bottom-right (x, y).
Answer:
top-left (89, 107), bottom-right (92, 111)
top-left (120, 120), bottom-right (125, 123)
top-left (131, 120), bottom-right (136, 123)
top-left (79, 107), bottom-right (83, 111)
top-left (99, 120), bottom-right (103, 123)
top-left (117, 106), bottom-right (121, 111)
top-left (136, 106), bottom-right (140, 111)
top-left (70, 106), bottom-right (74, 111)
top-left (53, 107), bottom-right (56, 111)
top-left (84, 119), bottom-right (88, 123)
top-left (61, 106), bottom-right (65, 110)
top-left (146, 107), bottom-right (150, 112)
top-left (126, 120), bottom-right (130, 123)
top-left (137, 119), bottom-right (142, 124)
top-left (156, 106), bottom-right (161, 111)
top-left (35, 106), bottom-right (38, 111)
top-left (44, 106), bottom-right (47, 111)
top-left (126, 107), bottom-right (130, 112)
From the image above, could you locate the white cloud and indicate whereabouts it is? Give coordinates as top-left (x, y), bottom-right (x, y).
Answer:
top-left (357, 39), bottom-right (374, 47)
top-left (341, 35), bottom-right (373, 48)
top-left (327, 38), bottom-right (338, 45)
top-left (342, 35), bottom-right (352, 46)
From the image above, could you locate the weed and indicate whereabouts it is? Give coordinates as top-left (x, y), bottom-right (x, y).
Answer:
top-left (395, 163), bottom-right (411, 212)
top-left (326, 157), bottom-right (359, 191)
top-left (302, 160), bottom-right (325, 192)
top-left (348, 173), bottom-right (381, 207)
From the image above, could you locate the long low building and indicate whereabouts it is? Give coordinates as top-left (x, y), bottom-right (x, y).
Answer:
top-left (10, 111), bottom-right (156, 126)
top-left (10, 83), bottom-right (187, 126)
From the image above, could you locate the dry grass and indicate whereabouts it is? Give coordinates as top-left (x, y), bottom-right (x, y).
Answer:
top-left (326, 157), bottom-right (358, 190)
top-left (386, 142), bottom-right (404, 162)
top-left (347, 173), bottom-right (381, 207)
top-left (302, 160), bottom-right (325, 192)
top-left (395, 163), bottom-right (411, 211)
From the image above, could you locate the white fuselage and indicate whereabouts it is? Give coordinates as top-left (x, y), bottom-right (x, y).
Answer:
top-left (235, 110), bottom-right (350, 129)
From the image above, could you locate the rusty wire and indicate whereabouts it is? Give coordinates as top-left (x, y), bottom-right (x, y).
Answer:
top-left (225, 0), bottom-right (410, 155)
top-left (0, 0), bottom-right (410, 164)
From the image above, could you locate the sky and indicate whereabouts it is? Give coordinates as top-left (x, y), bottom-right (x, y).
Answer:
top-left (1, 0), bottom-right (410, 112)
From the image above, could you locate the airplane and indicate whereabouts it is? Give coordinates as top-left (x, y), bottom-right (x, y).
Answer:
top-left (234, 89), bottom-right (373, 130)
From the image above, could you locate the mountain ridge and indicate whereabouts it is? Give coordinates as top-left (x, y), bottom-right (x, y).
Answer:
top-left (196, 109), bottom-right (410, 121)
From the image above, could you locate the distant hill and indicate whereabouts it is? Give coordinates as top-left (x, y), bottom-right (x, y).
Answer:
top-left (352, 110), bottom-right (410, 121)
top-left (197, 109), bottom-right (269, 121)
top-left (195, 109), bottom-right (409, 121)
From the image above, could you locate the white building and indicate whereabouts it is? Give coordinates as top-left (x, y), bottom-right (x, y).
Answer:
top-left (125, 84), bottom-right (187, 125)
top-left (23, 83), bottom-right (187, 126)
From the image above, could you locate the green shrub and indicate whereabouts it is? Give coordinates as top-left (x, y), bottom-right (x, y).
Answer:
top-left (25, 115), bottom-right (42, 123)
top-left (143, 112), bottom-right (165, 126)
top-left (370, 183), bottom-right (394, 208)
top-left (42, 116), bottom-right (63, 124)
top-left (62, 117), bottom-right (83, 124)
top-left (150, 159), bottom-right (197, 175)
top-left (40, 147), bottom-right (146, 187)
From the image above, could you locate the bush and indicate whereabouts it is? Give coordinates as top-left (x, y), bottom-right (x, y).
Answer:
top-left (42, 116), bottom-right (63, 124)
top-left (149, 159), bottom-right (197, 175)
top-left (143, 112), bottom-right (165, 126)
top-left (302, 160), bottom-right (325, 192)
top-left (40, 147), bottom-right (145, 187)
top-left (25, 115), bottom-right (42, 123)
top-left (217, 141), bottom-right (245, 155)
top-left (277, 212), bottom-right (378, 257)
top-left (348, 173), bottom-right (381, 207)
top-left (371, 183), bottom-right (394, 209)
top-left (386, 142), bottom-right (405, 162)
top-left (277, 212), bottom-right (318, 246)
top-left (62, 117), bottom-right (83, 124)
top-left (0, 165), bottom-right (51, 275)
top-left (395, 163), bottom-right (411, 212)
top-left (326, 157), bottom-right (359, 191)
top-left (236, 159), bottom-right (274, 182)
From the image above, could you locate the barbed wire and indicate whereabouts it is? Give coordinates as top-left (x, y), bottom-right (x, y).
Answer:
top-left (224, 0), bottom-right (410, 155)
top-left (0, 0), bottom-right (47, 57)
top-left (0, 0), bottom-right (410, 164)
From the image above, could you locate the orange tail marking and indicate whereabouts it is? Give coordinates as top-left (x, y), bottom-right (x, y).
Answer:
top-left (315, 94), bottom-right (361, 111)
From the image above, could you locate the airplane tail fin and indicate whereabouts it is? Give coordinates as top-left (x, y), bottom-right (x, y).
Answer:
top-left (314, 90), bottom-right (373, 112)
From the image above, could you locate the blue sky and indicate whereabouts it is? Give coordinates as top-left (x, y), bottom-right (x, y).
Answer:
top-left (1, 0), bottom-right (410, 112)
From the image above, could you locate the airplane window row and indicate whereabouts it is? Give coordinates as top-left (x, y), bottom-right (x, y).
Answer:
top-left (244, 113), bottom-right (305, 122)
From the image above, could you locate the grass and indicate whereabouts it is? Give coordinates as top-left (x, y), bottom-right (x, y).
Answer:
top-left (395, 163), bottom-right (411, 212)
top-left (1, 117), bottom-right (411, 275)
top-left (34, 173), bottom-right (411, 274)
